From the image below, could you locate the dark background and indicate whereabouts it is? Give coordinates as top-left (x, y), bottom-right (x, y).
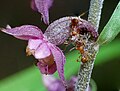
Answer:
top-left (0, 0), bottom-right (120, 91)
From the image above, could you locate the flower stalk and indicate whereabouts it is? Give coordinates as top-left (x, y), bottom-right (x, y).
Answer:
top-left (75, 0), bottom-right (104, 91)
top-left (75, 43), bottom-right (99, 91)
top-left (88, 0), bottom-right (104, 31)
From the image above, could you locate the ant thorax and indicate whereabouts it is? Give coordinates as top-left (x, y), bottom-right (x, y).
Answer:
top-left (68, 18), bottom-right (99, 63)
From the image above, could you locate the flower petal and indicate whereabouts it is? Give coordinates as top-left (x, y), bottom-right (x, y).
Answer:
top-left (31, 0), bottom-right (53, 24)
top-left (34, 43), bottom-right (51, 59)
top-left (47, 62), bottom-right (57, 74)
top-left (48, 43), bottom-right (66, 86)
top-left (37, 62), bottom-right (48, 74)
top-left (28, 39), bottom-right (43, 50)
top-left (42, 74), bottom-right (56, 86)
top-left (42, 75), bottom-right (65, 91)
top-left (1, 25), bottom-right (44, 40)
top-left (44, 17), bottom-right (71, 45)
top-left (37, 61), bottom-right (57, 74)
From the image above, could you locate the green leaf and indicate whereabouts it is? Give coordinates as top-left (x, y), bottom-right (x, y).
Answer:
top-left (97, 1), bottom-right (120, 45)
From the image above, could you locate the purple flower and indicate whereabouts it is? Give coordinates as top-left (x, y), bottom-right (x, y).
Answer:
top-left (31, 0), bottom-right (54, 24)
top-left (42, 75), bottom-right (92, 91)
top-left (1, 24), bottom-right (67, 86)
top-left (1, 17), bottom-right (75, 86)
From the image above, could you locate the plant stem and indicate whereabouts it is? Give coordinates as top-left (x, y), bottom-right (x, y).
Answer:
top-left (88, 0), bottom-right (104, 31)
top-left (75, 43), bottom-right (99, 91)
top-left (75, 0), bottom-right (104, 91)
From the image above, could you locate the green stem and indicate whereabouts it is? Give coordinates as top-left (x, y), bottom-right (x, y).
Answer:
top-left (88, 0), bottom-right (104, 31)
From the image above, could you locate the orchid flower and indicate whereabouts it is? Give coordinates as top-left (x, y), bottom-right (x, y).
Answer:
top-left (0, 16), bottom-right (72, 86)
top-left (31, 0), bottom-right (54, 24)
top-left (42, 75), bottom-right (92, 91)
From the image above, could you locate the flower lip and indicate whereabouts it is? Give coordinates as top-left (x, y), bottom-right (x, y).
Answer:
top-left (37, 60), bottom-right (57, 75)
top-left (39, 54), bottom-right (54, 66)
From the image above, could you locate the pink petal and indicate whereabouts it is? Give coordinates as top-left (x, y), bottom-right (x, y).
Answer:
top-left (48, 62), bottom-right (57, 74)
top-left (48, 43), bottom-right (66, 86)
top-left (37, 61), bottom-right (57, 74)
top-left (1, 25), bottom-right (44, 40)
top-left (37, 62), bottom-right (48, 74)
top-left (31, 0), bottom-right (53, 24)
top-left (42, 75), bottom-right (65, 91)
top-left (34, 43), bottom-right (51, 59)
top-left (44, 17), bottom-right (71, 45)
top-left (28, 39), bottom-right (43, 50)
top-left (42, 75), bottom-right (56, 86)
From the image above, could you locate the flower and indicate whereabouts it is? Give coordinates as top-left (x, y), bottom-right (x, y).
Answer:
top-left (31, 0), bottom-right (54, 24)
top-left (1, 24), bottom-right (66, 86)
top-left (42, 75), bottom-right (92, 91)
top-left (1, 17), bottom-right (81, 87)
top-left (0, 16), bottom-right (98, 87)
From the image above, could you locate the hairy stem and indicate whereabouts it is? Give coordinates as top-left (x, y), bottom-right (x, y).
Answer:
top-left (75, 43), bottom-right (99, 91)
top-left (75, 0), bottom-right (104, 91)
top-left (88, 0), bottom-right (104, 31)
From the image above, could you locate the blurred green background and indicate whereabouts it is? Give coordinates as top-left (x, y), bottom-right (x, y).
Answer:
top-left (0, 0), bottom-right (120, 91)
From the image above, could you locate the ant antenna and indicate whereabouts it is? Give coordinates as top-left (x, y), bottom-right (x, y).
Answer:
top-left (78, 10), bottom-right (88, 18)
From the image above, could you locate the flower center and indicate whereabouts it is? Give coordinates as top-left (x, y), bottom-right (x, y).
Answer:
top-left (39, 54), bottom-right (54, 66)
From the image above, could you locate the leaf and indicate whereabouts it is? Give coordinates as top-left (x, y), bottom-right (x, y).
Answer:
top-left (97, 1), bottom-right (120, 45)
